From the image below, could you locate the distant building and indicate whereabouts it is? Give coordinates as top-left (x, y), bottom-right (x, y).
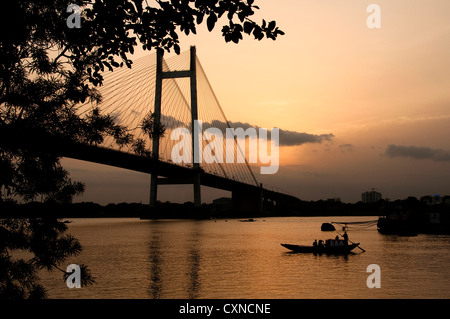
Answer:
top-left (212, 197), bottom-right (232, 212)
top-left (444, 196), bottom-right (450, 206)
top-left (362, 190), bottom-right (382, 203)
top-left (421, 195), bottom-right (444, 206)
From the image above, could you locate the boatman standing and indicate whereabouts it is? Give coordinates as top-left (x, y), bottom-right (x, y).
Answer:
top-left (342, 231), bottom-right (349, 245)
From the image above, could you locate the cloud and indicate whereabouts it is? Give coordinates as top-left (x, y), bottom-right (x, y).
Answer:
top-left (162, 118), bottom-right (334, 146)
top-left (385, 144), bottom-right (450, 162)
top-left (227, 121), bottom-right (334, 146)
top-left (278, 130), bottom-right (334, 146)
top-left (339, 144), bottom-right (354, 153)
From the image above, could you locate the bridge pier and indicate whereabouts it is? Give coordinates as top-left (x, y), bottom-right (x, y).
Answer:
top-left (193, 172), bottom-right (201, 207)
top-left (154, 173), bottom-right (201, 208)
top-left (149, 48), bottom-right (163, 208)
top-left (150, 174), bottom-right (158, 207)
top-left (190, 46), bottom-right (201, 208)
top-left (150, 46), bottom-right (201, 208)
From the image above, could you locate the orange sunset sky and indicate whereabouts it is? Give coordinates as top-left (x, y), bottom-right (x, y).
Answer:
top-left (63, 0), bottom-right (450, 204)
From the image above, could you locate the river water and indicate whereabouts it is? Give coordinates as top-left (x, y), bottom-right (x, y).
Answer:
top-left (39, 216), bottom-right (450, 299)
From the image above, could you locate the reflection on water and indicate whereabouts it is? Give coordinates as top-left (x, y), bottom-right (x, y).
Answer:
top-left (146, 220), bottom-right (204, 299)
top-left (185, 223), bottom-right (202, 299)
top-left (148, 230), bottom-right (162, 299)
top-left (38, 217), bottom-right (450, 299)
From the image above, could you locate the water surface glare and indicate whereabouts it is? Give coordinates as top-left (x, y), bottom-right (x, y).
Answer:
top-left (40, 217), bottom-right (450, 299)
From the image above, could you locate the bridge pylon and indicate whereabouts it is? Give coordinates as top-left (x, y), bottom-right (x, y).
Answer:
top-left (150, 46), bottom-right (201, 208)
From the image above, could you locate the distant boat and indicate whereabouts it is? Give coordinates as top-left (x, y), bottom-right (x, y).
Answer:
top-left (321, 223), bottom-right (336, 231)
top-left (281, 241), bottom-right (360, 254)
top-left (63, 220), bottom-right (72, 224)
top-left (240, 218), bottom-right (256, 222)
top-left (377, 217), bottom-right (417, 236)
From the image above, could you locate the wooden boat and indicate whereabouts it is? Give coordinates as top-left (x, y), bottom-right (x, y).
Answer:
top-left (281, 241), bottom-right (360, 254)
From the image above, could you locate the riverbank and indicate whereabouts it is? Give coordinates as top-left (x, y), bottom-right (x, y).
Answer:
top-left (0, 198), bottom-right (386, 219)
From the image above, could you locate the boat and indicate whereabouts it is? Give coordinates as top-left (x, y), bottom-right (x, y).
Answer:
top-left (281, 240), bottom-right (360, 254)
top-left (377, 217), bottom-right (417, 236)
top-left (240, 218), bottom-right (256, 222)
top-left (321, 223), bottom-right (336, 231)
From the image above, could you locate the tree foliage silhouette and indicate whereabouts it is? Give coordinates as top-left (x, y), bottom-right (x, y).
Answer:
top-left (0, 0), bottom-right (283, 298)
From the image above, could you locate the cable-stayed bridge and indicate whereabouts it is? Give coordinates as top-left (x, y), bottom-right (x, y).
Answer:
top-left (4, 46), bottom-right (300, 215)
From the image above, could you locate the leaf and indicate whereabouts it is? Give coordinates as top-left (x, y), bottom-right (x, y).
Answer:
top-left (232, 35), bottom-right (240, 44)
top-left (268, 21), bottom-right (276, 31)
top-left (276, 29), bottom-right (285, 36)
top-left (227, 7), bottom-right (236, 20)
top-left (207, 13), bottom-right (217, 31)
top-left (243, 21), bottom-right (254, 34)
top-left (102, 61), bottom-right (112, 71)
top-left (253, 26), bottom-right (263, 40)
top-left (197, 12), bottom-right (204, 24)
top-left (237, 10), bottom-right (247, 22)
top-left (174, 43), bottom-right (180, 55)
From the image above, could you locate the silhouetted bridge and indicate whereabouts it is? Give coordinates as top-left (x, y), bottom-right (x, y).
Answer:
top-left (2, 47), bottom-right (301, 215)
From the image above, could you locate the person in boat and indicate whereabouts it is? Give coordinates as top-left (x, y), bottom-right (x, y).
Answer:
top-left (313, 239), bottom-right (318, 248)
top-left (318, 240), bottom-right (324, 248)
top-left (342, 231), bottom-right (349, 245)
